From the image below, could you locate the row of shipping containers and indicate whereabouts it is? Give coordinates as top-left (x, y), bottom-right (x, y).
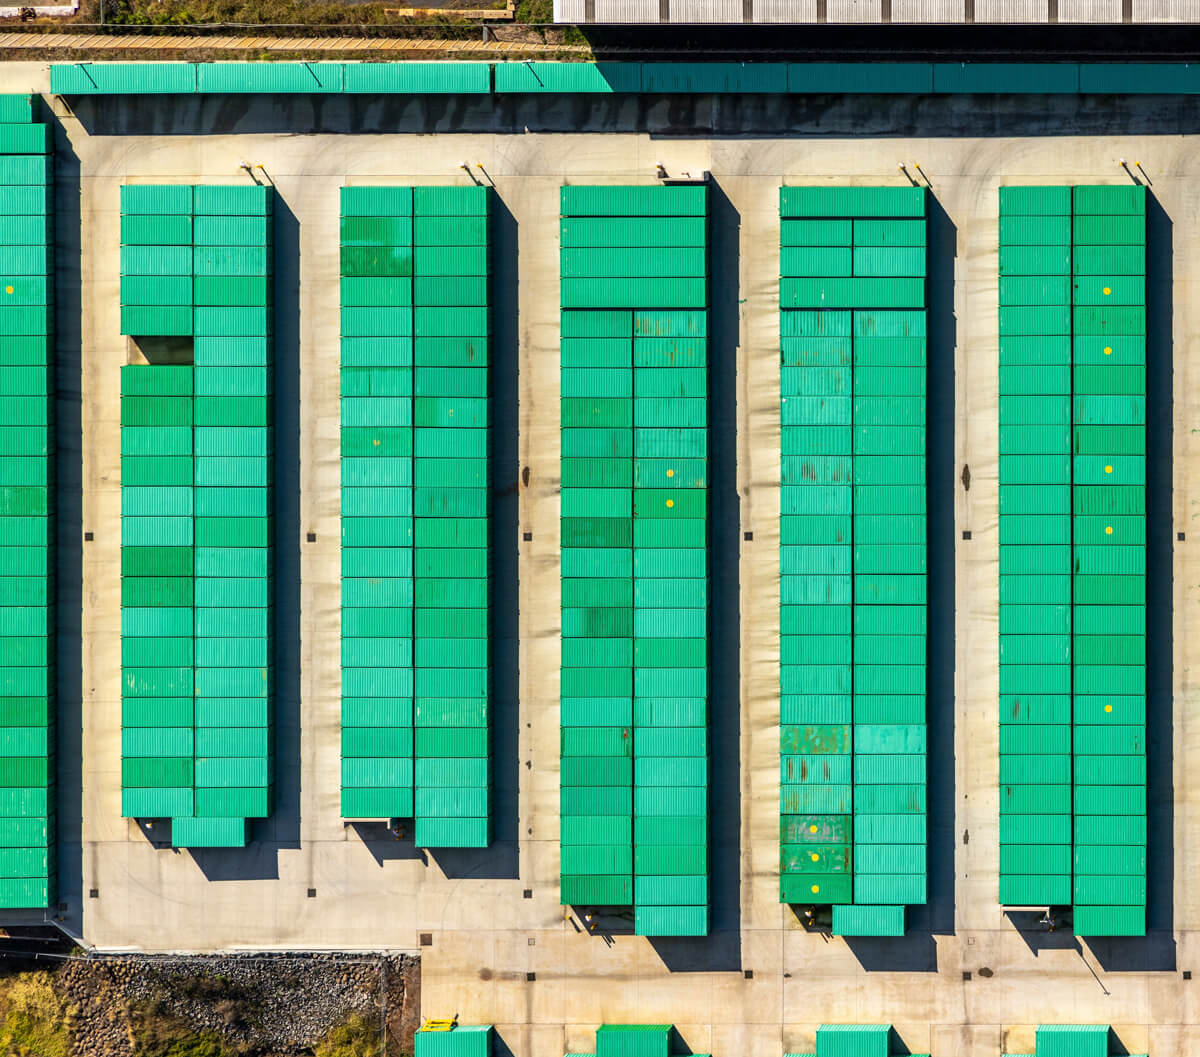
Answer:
top-left (409, 1021), bottom-right (1132, 1057)
top-left (119, 183), bottom-right (276, 850)
top-left (0, 150), bottom-right (1153, 918)
top-left (559, 185), bottom-right (711, 937)
top-left (997, 184), bottom-right (1147, 937)
top-left (50, 60), bottom-right (1200, 98)
top-left (339, 184), bottom-right (493, 848)
top-left (778, 186), bottom-right (929, 938)
top-left (0, 95), bottom-right (54, 908)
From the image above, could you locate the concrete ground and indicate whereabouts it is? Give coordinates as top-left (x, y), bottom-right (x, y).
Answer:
top-left (1, 58), bottom-right (1197, 1055)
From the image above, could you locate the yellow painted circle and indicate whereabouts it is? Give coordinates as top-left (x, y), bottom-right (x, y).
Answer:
top-left (372, 439), bottom-right (381, 446)
top-left (810, 852), bottom-right (819, 862)
top-left (1103, 286), bottom-right (1112, 295)
top-left (811, 884), bottom-right (820, 894)
top-left (1105, 526), bottom-right (1114, 535)
top-left (666, 499), bottom-right (675, 508)
top-left (809, 824), bottom-right (818, 833)
top-left (666, 469), bottom-right (675, 478)
top-left (1105, 465), bottom-right (1113, 474)
top-left (1104, 346), bottom-right (1113, 355)
top-left (1105, 704), bottom-right (1113, 713)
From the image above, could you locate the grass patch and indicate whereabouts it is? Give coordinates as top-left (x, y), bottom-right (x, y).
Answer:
top-left (0, 970), bottom-right (73, 1057)
top-left (101, 0), bottom-right (473, 27)
top-left (129, 999), bottom-right (235, 1057)
top-left (315, 1013), bottom-right (383, 1057)
top-left (514, 0), bottom-right (552, 21)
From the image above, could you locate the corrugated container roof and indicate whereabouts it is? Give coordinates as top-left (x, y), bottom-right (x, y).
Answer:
top-left (51, 62), bottom-right (197, 95)
top-left (933, 62), bottom-right (1079, 93)
top-left (561, 185), bottom-right (708, 218)
top-left (0, 95), bottom-right (34, 123)
top-left (197, 62), bottom-right (343, 94)
top-left (640, 61), bottom-right (787, 93)
top-left (1034, 1025), bottom-right (1109, 1057)
top-left (494, 62), bottom-right (642, 94)
top-left (814, 1024), bottom-right (890, 1057)
top-left (415, 1026), bottom-right (494, 1057)
top-left (787, 62), bottom-right (932, 93)
top-left (344, 62), bottom-right (491, 94)
top-left (595, 1025), bottom-right (672, 1057)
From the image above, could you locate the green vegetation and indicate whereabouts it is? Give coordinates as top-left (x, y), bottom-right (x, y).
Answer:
top-left (95, 0), bottom-right (500, 27)
top-left (129, 999), bottom-right (234, 1057)
top-left (315, 1013), bottom-right (383, 1057)
top-left (0, 971), bottom-right (73, 1057)
top-left (514, 0), bottom-right (552, 21)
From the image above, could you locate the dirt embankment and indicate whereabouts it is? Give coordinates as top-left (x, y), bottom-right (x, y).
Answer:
top-left (0, 949), bottom-right (420, 1057)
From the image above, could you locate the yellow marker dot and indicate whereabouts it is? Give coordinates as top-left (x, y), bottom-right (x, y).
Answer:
top-left (666, 469), bottom-right (675, 478)
top-left (1104, 346), bottom-right (1113, 356)
top-left (1105, 704), bottom-right (1113, 713)
top-left (1105, 465), bottom-right (1113, 474)
top-left (1105, 526), bottom-right (1113, 535)
top-left (666, 499), bottom-right (674, 508)
top-left (811, 884), bottom-right (820, 895)
top-left (810, 852), bottom-right (819, 862)
top-left (809, 824), bottom-right (818, 833)
top-left (372, 439), bottom-right (381, 446)
top-left (3, 286), bottom-right (10, 295)
top-left (1103, 286), bottom-right (1112, 296)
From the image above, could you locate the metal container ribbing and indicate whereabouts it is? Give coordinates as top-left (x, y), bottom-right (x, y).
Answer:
top-left (997, 185), bottom-right (1147, 936)
top-left (0, 98), bottom-right (54, 907)
top-left (339, 185), bottom-right (492, 848)
top-left (560, 184), bottom-right (710, 938)
top-left (778, 186), bottom-right (929, 933)
top-left (119, 183), bottom-right (275, 850)
top-left (996, 184), bottom-right (1075, 913)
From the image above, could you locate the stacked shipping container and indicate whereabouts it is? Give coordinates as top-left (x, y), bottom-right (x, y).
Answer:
top-left (415, 1027), bottom-right (493, 1057)
top-left (339, 185), bottom-right (492, 848)
top-left (997, 185), bottom-right (1147, 936)
top-left (50, 59), bottom-right (1200, 100)
top-left (997, 185), bottom-right (1075, 910)
top-left (787, 1024), bottom-right (930, 1057)
top-left (570, 1025), bottom-right (685, 1057)
top-left (1002, 1024), bottom-right (1147, 1057)
top-left (1071, 186), bottom-right (1147, 937)
top-left (778, 187), bottom-right (929, 938)
top-left (559, 185), bottom-right (710, 937)
top-left (340, 187), bottom-right (416, 824)
top-left (0, 95), bottom-right (54, 908)
top-left (120, 184), bottom-right (275, 850)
